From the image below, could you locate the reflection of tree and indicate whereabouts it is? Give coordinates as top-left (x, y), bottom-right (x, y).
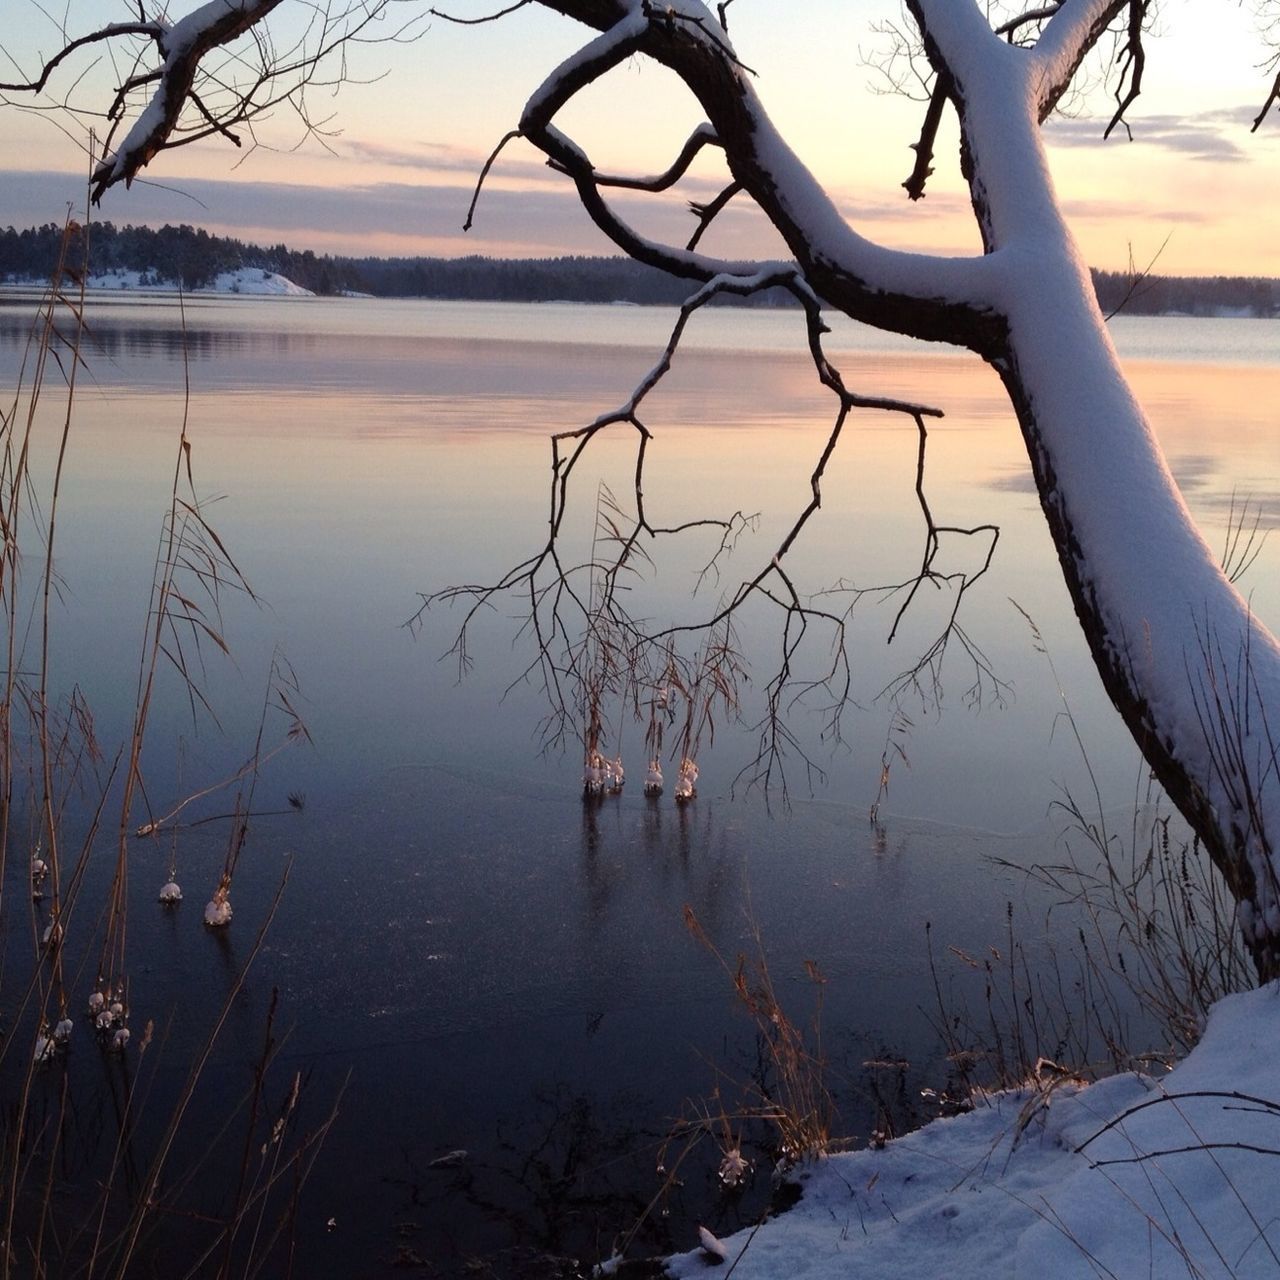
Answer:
top-left (383, 1083), bottom-right (689, 1274)
top-left (577, 796), bottom-right (730, 938)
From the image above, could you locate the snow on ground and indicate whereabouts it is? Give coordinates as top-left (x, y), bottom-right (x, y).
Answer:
top-left (201, 268), bottom-right (312, 296)
top-left (664, 983), bottom-right (1280, 1279)
top-left (5, 267), bottom-right (313, 295)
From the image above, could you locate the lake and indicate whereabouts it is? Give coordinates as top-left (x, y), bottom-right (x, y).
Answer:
top-left (0, 292), bottom-right (1276, 1276)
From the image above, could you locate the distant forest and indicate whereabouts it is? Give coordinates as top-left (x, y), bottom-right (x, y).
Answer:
top-left (2, 221), bottom-right (1277, 317)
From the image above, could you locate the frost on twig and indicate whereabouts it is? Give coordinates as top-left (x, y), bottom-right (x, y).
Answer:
top-left (204, 883), bottom-right (233, 927)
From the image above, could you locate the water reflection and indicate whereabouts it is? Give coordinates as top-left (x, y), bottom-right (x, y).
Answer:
top-left (0, 293), bottom-right (1275, 1276)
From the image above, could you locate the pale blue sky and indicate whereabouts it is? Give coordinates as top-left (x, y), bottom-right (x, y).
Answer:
top-left (2, 1), bottom-right (1277, 274)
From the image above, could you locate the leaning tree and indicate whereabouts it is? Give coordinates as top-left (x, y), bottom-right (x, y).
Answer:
top-left (5, 0), bottom-right (1280, 978)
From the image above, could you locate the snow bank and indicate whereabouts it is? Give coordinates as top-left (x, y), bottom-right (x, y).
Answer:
top-left (666, 983), bottom-right (1280, 1279)
top-left (202, 268), bottom-right (313, 296)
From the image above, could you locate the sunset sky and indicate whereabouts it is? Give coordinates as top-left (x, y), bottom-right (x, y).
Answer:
top-left (2, 1), bottom-right (1278, 276)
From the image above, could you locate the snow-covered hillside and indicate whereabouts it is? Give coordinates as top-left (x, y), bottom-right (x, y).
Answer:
top-left (661, 983), bottom-right (1280, 1279)
top-left (202, 268), bottom-right (312, 296)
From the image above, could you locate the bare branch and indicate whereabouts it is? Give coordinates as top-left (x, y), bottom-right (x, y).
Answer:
top-left (0, 21), bottom-right (162, 94)
top-left (549, 122), bottom-right (723, 192)
top-left (464, 128), bottom-right (522, 231)
top-left (885, 414), bottom-right (1000, 648)
top-left (902, 69), bottom-right (951, 201)
top-left (1102, 0), bottom-right (1151, 141)
top-left (995, 4), bottom-right (1062, 41)
top-left (1253, 69), bottom-right (1280, 132)
top-left (412, 259), bottom-right (1000, 800)
top-left (429, 0), bottom-right (533, 23)
top-left (687, 180), bottom-right (743, 251)
top-left (863, 4), bottom-right (936, 104)
top-left (1102, 233), bottom-right (1170, 321)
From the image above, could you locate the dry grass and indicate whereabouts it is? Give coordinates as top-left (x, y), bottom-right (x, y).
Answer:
top-left (922, 608), bottom-right (1254, 1115)
top-left (0, 218), bottom-right (323, 1278)
top-left (680, 905), bottom-right (836, 1166)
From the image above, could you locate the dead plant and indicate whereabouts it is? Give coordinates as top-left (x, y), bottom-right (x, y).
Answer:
top-left (923, 607), bottom-right (1254, 1122)
top-left (0, 217), bottom-right (321, 1279)
top-left (681, 905), bottom-right (836, 1167)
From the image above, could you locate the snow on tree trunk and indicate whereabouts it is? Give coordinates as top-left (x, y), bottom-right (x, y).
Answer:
top-left (921, 0), bottom-right (1280, 979)
top-left (996, 250), bottom-right (1280, 978)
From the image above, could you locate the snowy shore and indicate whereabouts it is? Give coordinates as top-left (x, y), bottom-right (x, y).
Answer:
top-left (661, 983), bottom-right (1280, 1279)
top-left (2, 267), bottom-right (313, 296)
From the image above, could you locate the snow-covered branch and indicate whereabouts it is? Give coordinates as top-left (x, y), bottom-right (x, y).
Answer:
top-left (527, 0), bottom-right (1006, 347)
top-left (1027, 0), bottom-right (1130, 118)
top-left (515, 11), bottom-right (762, 281)
top-left (92, 0), bottom-right (288, 197)
top-left (2, 0), bottom-right (409, 203)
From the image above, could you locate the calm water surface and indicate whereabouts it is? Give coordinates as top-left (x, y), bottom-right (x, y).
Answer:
top-left (0, 292), bottom-right (1276, 1274)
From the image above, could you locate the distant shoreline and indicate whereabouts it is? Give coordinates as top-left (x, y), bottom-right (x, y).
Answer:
top-left (4, 222), bottom-right (1279, 317)
top-left (3, 280), bottom-right (1276, 323)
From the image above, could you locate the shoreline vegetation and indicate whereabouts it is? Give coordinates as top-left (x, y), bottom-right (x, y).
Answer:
top-left (2, 221), bottom-right (1279, 317)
